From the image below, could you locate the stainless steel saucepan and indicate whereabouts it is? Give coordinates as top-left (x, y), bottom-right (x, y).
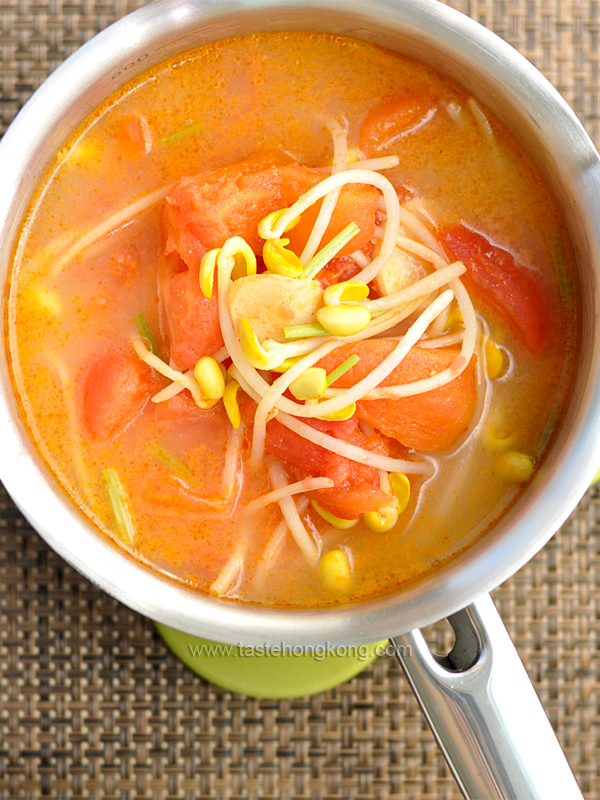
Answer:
top-left (1, 1), bottom-right (599, 797)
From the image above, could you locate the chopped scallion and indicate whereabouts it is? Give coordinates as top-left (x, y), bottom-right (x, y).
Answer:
top-left (550, 230), bottom-right (575, 308)
top-left (283, 323), bottom-right (327, 340)
top-left (326, 354), bottom-right (360, 387)
top-left (147, 441), bottom-right (195, 481)
top-left (300, 222), bottom-right (360, 281)
top-left (535, 405), bottom-right (560, 458)
top-left (163, 121), bottom-right (205, 146)
top-left (102, 468), bottom-right (135, 544)
top-left (134, 312), bottom-right (163, 360)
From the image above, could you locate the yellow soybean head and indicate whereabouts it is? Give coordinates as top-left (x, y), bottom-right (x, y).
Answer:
top-left (323, 281), bottom-right (370, 307)
top-left (485, 339), bottom-right (505, 379)
top-left (263, 238), bottom-right (303, 278)
top-left (192, 394), bottom-right (220, 411)
top-left (60, 139), bottom-right (103, 167)
top-left (223, 380), bottom-right (242, 429)
top-left (325, 149), bottom-right (360, 167)
top-left (257, 208), bottom-right (301, 239)
top-left (319, 549), bottom-right (352, 590)
top-left (199, 248), bottom-right (220, 298)
top-left (495, 450), bottom-right (535, 483)
top-left (289, 368), bottom-right (327, 401)
top-left (219, 236), bottom-right (257, 280)
top-left (316, 304), bottom-right (371, 336)
top-left (26, 286), bottom-right (63, 317)
top-left (447, 307), bottom-right (463, 328)
top-left (194, 356), bottom-right (226, 401)
top-left (271, 356), bottom-right (304, 373)
top-left (485, 426), bottom-right (517, 450)
top-left (315, 401), bottom-right (357, 421)
top-left (311, 500), bottom-right (358, 529)
top-left (388, 473), bottom-right (411, 514)
top-left (363, 506), bottom-right (399, 532)
top-left (226, 362), bottom-right (237, 381)
top-left (240, 318), bottom-right (281, 370)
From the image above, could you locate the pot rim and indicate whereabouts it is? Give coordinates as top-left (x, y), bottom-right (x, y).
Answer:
top-left (1, 0), bottom-right (600, 646)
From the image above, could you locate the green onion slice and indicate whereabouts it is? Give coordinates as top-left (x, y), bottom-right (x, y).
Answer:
top-left (102, 468), bottom-right (135, 544)
top-left (134, 313), bottom-right (163, 360)
top-left (163, 121), bottom-right (205, 146)
top-left (300, 222), bottom-right (360, 281)
top-left (283, 323), bottom-right (327, 340)
top-left (326, 354), bottom-right (360, 387)
top-left (147, 441), bottom-right (195, 481)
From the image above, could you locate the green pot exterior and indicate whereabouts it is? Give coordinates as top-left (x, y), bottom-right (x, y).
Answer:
top-left (156, 623), bottom-right (387, 698)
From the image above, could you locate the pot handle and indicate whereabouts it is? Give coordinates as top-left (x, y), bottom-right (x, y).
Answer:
top-left (391, 593), bottom-right (583, 800)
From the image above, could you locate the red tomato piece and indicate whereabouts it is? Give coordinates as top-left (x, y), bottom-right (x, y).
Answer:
top-left (317, 255), bottom-right (362, 288)
top-left (394, 185), bottom-right (414, 205)
top-left (160, 258), bottom-right (223, 370)
top-left (162, 207), bottom-right (211, 274)
top-left (314, 483), bottom-right (395, 521)
top-left (163, 156), bottom-right (280, 368)
top-left (161, 153), bottom-right (379, 368)
top-left (82, 349), bottom-right (157, 442)
top-left (279, 167), bottom-right (380, 258)
top-left (317, 341), bottom-right (477, 452)
top-left (359, 91), bottom-right (437, 154)
top-left (243, 403), bottom-right (394, 519)
top-left (116, 114), bottom-right (152, 157)
top-left (440, 225), bottom-right (550, 355)
top-left (164, 154), bottom-right (379, 264)
top-left (164, 151), bottom-right (296, 261)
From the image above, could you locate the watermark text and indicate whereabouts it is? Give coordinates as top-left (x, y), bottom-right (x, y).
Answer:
top-left (187, 641), bottom-right (410, 662)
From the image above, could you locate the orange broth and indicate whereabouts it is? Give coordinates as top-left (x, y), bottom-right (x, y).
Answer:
top-left (7, 33), bottom-right (577, 607)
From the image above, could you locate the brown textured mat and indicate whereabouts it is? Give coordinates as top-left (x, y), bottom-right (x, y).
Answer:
top-left (2, 1), bottom-right (600, 798)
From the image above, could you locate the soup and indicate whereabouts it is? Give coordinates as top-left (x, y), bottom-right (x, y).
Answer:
top-left (7, 32), bottom-right (577, 607)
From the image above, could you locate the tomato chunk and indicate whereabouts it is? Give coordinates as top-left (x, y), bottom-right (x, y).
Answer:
top-left (165, 151), bottom-right (293, 261)
top-left (440, 225), bottom-right (550, 355)
top-left (243, 403), bottom-right (394, 519)
top-left (315, 483), bottom-right (395, 521)
top-left (82, 350), bottom-right (157, 442)
top-left (164, 153), bottom-right (379, 263)
top-left (160, 257), bottom-right (223, 370)
top-left (116, 114), bottom-right (152, 157)
top-left (162, 152), bottom-right (379, 367)
top-left (317, 255), bottom-right (362, 288)
top-left (359, 91), bottom-right (437, 154)
top-left (280, 169), bottom-right (379, 258)
top-left (317, 341), bottom-right (477, 451)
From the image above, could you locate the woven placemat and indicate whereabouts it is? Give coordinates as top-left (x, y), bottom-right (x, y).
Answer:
top-left (2, 1), bottom-right (600, 798)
